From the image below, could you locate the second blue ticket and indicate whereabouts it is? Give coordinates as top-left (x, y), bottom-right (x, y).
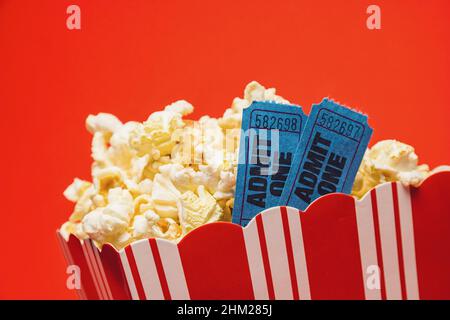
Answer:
top-left (279, 98), bottom-right (373, 210)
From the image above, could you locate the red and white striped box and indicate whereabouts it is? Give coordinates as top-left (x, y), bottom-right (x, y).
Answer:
top-left (57, 169), bottom-right (450, 300)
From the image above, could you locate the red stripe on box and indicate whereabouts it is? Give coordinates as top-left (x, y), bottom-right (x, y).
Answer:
top-left (99, 244), bottom-right (132, 300)
top-left (125, 246), bottom-right (146, 300)
top-left (149, 239), bottom-right (171, 300)
top-left (392, 183), bottom-right (407, 300)
top-left (86, 240), bottom-right (109, 299)
top-left (256, 214), bottom-right (275, 300)
top-left (81, 241), bottom-right (103, 299)
top-left (92, 242), bottom-right (113, 300)
top-left (371, 190), bottom-right (387, 300)
top-left (280, 206), bottom-right (300, 300)
top-left (300, 194), bottom-right (365, 299)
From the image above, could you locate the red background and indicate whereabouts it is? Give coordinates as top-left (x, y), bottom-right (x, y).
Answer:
top-left (0, 0), bottom-right (449, 299)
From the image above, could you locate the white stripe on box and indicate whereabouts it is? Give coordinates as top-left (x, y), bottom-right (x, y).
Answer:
top-left (85, 240), bottom-right (109, 300)
top-left (375, 184), bottom-right (402, 300)
top-left (131, 240), bottom-right (164, 300)
top-left (118, 250), bottom-right (139, 300)
top-left (89, 241), bottom-right (113, 300)
top-left (243, 219), bottom-right (269, 300)
top-left (262, 208), bottom-right (293, 300)
top-left (396, 183), bottom-right (420, 300)
top-left (286, 207), bottom-right (311, 300)
top-left (156, 239), bottom-right (190, 300)
top-left (355, 194), bottom-right (381, 300)
top-left (81, 240), bottom-right (104, 299)
top-left (58, 233), bottom-right (87, 300)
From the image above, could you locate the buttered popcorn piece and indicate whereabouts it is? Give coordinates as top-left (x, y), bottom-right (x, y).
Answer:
top-left (151, 173), bottom-right (182, 219)
top-left (61, 81), bottom-right (291, 249)
top-left (219, 81), bottom-right (290, 129)
top-left (351, 140), bottom-right (430, 199)
top-left (180, 186), bottom-right (223, 234)
top-left (130, 100), bottom-right (193, 159)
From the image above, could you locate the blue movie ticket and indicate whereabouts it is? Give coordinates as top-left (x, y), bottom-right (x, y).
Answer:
top-left (278, 98), bottom-right (373, 210)
top-left (232, 101), bottom-right (308, 226)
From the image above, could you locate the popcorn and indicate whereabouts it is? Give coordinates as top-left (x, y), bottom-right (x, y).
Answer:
top-left (137, 179), bottom-right (152, 195)
top-left (214, 170), bottom-right (236, 200)
top-left (82, 208), bottom-right (128, 244)
top-left (69, 184), bottom-right (97, 222)
top-left (219, 81), bottom-right (290, 129)
top-left (106, 121), bottom-right (141, 170)
top-left (132, 210), bottom-right (181, 241)
top-left (158, 164), bottom-right (195, 190)
top-left (130, 101), bottom-right (193, 158)
top-left (352, 140), bottom-right (430, 198)
top-left (93, 166), bottom-right (125, 194)
top-left (81, 187), bottom-right (134, 247)
top-left (60, 221), bottom-right (87, 241)
top-left (86, 113), bottom-right (123, 135)
top-left (133, 194), bottom-right (153, 215)
top-left (151, 173), bottom-right (182, 219)
top-left (180, 186), bottom-right (223, 234)
top-left (62, 81), bottom-right (295, 249)
top-left (63, 178), bottom-right (91, 203)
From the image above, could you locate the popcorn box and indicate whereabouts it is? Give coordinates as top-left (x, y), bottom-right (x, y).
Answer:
top-left (57, 169), bottom-right (450, 300)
